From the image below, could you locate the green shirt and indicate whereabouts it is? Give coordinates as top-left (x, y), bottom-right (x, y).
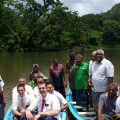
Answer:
top-left (29, 80), bottom-right (37, 89)
top-left (73, 62), bottom-right (88, 89)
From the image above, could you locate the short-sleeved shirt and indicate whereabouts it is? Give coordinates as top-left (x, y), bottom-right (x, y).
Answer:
top-left (89, 58), bottom-right (114, 92)
top-left (28, 93), bottom-right (61, 120)
top-left (99, 93), bottom-right (118, 115)
top-left (72, 62), bottom-right (89, 89)
top-left (12, 93), bottom-right (35, 110)
top-left (33, 86), bottom-right (41, 97)
top-left (52, 90), bottom-right (67, 106)
top-left (116, 96), bottom-right (120, 113)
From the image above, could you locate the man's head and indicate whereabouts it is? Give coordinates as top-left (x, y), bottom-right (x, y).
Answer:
top-left (37, 76), bottom-right (44, 85)
top-left (38, 82), bottom-right (47, 98)
top-left (107, 83), bottom-right (118, 97)
top-left (53, 57), bottom-right (59, 66)
top-left (91, 50), bottom-right (96, 62)
top-left (69, 50), bottom-right (75, 60)
top-left (18, 77), bottom-right (26, 86)
top-left (96, 49), bottom-right (104, 62)
top-left (75, 54), bottom-right (83, 65)
top-left (32, 64), bottom-right (40, 72)
top-left (17, 84), bottom-right (25, 97)
top-left (33, 73), bottom-right (39, 82)
top-left (46, 82), bottom-right (54, 94)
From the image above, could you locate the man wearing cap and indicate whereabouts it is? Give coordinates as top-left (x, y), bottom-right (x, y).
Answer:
top-left (29, 64), bottom-right (48, 81)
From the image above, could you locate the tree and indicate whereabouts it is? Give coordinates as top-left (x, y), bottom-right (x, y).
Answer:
top-left (103, 20), bottom-right (120, 46)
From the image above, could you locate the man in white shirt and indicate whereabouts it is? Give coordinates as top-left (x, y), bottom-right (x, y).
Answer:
top-left (89, 49), bottom-right (114, 113)
top-left (26, 82), bottom-right (61, 120)
top-left (46, 82), bottom-right (68, 111)
top-left (12, 77), bottom-right (34, 100)
top-left (89, 50), bottom-right (96, 70)
top-left (12, 84), bottom-right (35, 120)
top-left (34, 76), bottom-right (44, 97)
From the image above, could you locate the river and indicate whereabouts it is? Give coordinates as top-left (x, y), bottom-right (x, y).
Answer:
top-left (0, 49), bottom-right (120, 110)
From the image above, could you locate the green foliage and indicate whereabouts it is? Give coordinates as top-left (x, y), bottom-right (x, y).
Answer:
top-left (102, 20), bottom-right (120, 46)
top-left (1, 1), bottom-right (120, 51)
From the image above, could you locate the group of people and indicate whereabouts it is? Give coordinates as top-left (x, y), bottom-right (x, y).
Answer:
top-left (67, 49), bottom-right (120, 120)
top-left (11, 64), bottom-right (68, 120)
top-left (1, 48), bottom-right (120, 120)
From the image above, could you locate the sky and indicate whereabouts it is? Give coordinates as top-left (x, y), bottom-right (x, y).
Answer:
top-left (60, 0), bottom-right (120, 16)
top-left (37, 0), bottom-right (120, 16)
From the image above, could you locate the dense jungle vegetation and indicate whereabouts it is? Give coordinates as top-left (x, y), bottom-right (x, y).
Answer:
top-left (0, 0), bottom-right (120, 52)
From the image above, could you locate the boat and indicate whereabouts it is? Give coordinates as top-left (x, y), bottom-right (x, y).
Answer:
top-left (66, 90), bottom-right (95, 120)
top-left (4, 105), bottom-right (13, 120)
top-left (4, 105), bottom-right (66, 120)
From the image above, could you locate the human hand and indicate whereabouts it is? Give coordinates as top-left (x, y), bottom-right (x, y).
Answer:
top-left (88, 81), bottom-right (94, 87)
top-left (20, 108), bottom-right (26, 115)
top-left (33, 113), bottom-right (41, 120)
top-left (26, 110), bottom-right (33, 120)
top-left (117, 113), bottom-right (120, 118)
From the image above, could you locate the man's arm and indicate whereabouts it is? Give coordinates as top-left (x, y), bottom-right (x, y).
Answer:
top-left (88, 75), bottom-right (93, 87)
top-left (13, 109), bottom-right (21, 116)
top-left (116, 97), bottom-right (120, 118)
top-left (49, 66), bottom-right (52, 81)
top-left (107, 77), bottom-right (113, 85)
top-left (98, 105), bottom-right (103, 120)
top-left (26, 108), bottom-right (33, 120)
top-left (39, 109), bottom-right (59, 116)
top-left (62, 66), bottom-right (67, 87)
top-left (97, 94), bottom-right (105, 120)
top-left (61, 103), bottom-right (68, 110)
top-left (107, 77), bottom-right (113, 91)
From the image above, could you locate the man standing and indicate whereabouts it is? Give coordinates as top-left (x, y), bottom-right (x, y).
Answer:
top-left (49, 57), bottom-right (66, 97)
top-left (88, 50), bottom-right (96, 107)
top-left (89, 49), bottom-right (114, 113)
top-left (98, 83), bottom-right (118, 120)
top-left (71, 54), bottom-right (89, 107)
top-left (89, 50), bottom-right (96, 70)
top-left (26, 82), bottom-right (61, 120)
top-left (66, 50), bottom-right (75, 73)
top-left (66, 50), bottom-right (76, 100)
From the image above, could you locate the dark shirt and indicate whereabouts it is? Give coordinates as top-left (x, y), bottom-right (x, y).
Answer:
top-left (49, 64), bottom-right (64, 87)
top-left (66, 59), bottom-right (75, 73)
